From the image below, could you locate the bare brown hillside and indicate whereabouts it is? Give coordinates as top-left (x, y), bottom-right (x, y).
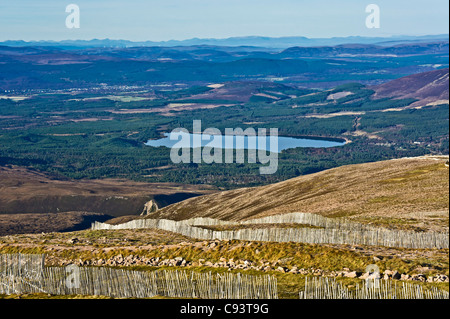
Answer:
top-left (149, 156), bottom-right (449, 230)
top-left (0, 211), bottom-right (109, 235)
top-left (0, 165), bottom-right (215, 217)
top-left (372, 68), bottom-right (449, 107)
top-left (0, 165), bottom-right (216, 235)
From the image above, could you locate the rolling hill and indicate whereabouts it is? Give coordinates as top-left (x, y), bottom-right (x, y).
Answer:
top-left (1, 34), bottom-right (448, 49)
top-left (1, 40), bottom-right (448, 90)
top-left (372, 68), bottom-right (449, 106)
top-left (0, 165), bottom-right (215, 216)
top-left (0, 165), bottom-right (215, 235)
top-left (147, 156), bottom-right (449, 231)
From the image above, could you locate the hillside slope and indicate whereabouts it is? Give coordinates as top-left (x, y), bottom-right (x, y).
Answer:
top-left (149, 156), bottom-right (449, 229)
top-left (0, 166), bottom-right (214, 216)
top-left (372, 68), bottom-right (449, 106)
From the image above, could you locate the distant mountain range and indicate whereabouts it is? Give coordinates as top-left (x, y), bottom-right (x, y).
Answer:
top-left (1, 34), bottom-right (449, 49)
top-left (0, 39), bottom-right (448, 90)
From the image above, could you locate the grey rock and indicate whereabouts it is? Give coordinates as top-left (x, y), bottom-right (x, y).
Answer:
top-left (140, 200), bottom-right (159, 216)
top-left (67, 238), bottom-right (79, 244)
top-left (392, 271), bottom-right (401, 280)
top-left (400, 274), bottom-right (411, 281)
top-left (344, 271), bottom-right (359, 278)
top-left (359, 272), bottom-right (371, 280)
top-left (276, 267), bottom-right (287, 273)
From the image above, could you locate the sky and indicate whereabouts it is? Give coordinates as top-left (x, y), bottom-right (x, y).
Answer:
top-left (0, 0), bottom-right (448, 41)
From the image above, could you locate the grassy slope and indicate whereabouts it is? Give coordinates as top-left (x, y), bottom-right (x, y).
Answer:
top-left (148, 156), bottom-right (449, 231)
top-left (1, 228), bottom-right (448, 299)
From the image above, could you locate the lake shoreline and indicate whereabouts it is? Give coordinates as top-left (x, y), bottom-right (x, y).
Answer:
top-left (146, 132), bottom-right (347, 153)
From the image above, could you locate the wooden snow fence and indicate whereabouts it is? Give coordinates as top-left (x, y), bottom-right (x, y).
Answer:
top-left (0, 254), bottom-right (277, 299)
top-left (91, 213), bottom-right (449, 249)
top-left (299, 276), bottom-right (450, 299)
top-left (157, 271), bottom-right (278, 299)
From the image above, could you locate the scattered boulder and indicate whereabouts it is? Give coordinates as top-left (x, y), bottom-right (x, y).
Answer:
top-left (400, 274), bottom-right (411, 281)
top-left (243, 260), bottom-right (252, 266)
top-left (392, 271), bottom-right (401, 280)
top-left (114, 254), bottom-right (124, 264)
top-left (344, 271), bottom-right (359, 278)
top-left (411, 274), bottom-right (427, 282)
top-left (289, 267), bottom-right (299, 274)
top-left (276, 267), bottom-right (287, 273)
top-left (67, 238), bottom-right (79, 244)
top-left (45, 253), bottom-right (449, 284)
top-left (359, 272), bottom-right (371, 280)
top-left (434, 275), bottom-right (449, 282)
top-left (140, 200), bottom-right (159, 216)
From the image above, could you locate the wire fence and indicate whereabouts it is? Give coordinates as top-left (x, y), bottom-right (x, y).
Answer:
top-left (91, 213), bottom-right (449, 249)
top-left (299, 276), bottom-right (450, 299)
top-left (0, 254), bottom-right (277, 299)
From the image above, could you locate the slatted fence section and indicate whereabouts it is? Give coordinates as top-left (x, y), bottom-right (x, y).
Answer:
top-left (91, 213), bottom-right (449, 249)
top-left (0, 254), bottom-right (277, 299)
top-left (300, 276), bottom-right (449, 299)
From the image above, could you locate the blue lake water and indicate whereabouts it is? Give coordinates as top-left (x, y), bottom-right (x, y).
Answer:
top-left (146, 132), bottom-right (346, 153)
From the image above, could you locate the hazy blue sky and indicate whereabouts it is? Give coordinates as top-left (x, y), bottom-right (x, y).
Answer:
top-left (0, 0), bottom-right (448, 41)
